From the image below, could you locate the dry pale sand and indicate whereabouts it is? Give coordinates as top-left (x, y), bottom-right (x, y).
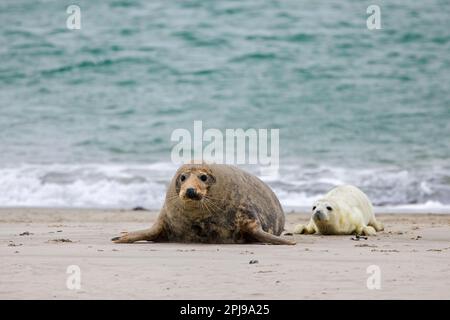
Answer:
top-left (0, 208), bottom-right (449, 300)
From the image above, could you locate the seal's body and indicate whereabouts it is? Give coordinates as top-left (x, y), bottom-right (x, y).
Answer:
top-left (112, 163), bottom-right (294, 245)
top-left (294, 185), bottom-right (383, 236)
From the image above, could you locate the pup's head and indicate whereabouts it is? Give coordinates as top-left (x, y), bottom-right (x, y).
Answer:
top-left (311, 198), bottom-right (339, 224)
top-left (175, 165), bottom-right (216, 203)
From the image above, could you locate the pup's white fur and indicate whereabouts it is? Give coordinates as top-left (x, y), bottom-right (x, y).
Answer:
top-left (294, 185), bottom-right (383, 236)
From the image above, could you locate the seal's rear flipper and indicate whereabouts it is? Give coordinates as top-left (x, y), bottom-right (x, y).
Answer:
top-left (238, 214), bottom-right (296, 245)
top-left (250, 228), bottom-right (296, 245)
top-left (361, 226), bottom-right (377, 236)
top-left (369, 219), bottom-right (384, 232)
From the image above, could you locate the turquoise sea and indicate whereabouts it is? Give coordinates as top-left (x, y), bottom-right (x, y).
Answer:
top-left (0, 0), bottom-right (449, 210)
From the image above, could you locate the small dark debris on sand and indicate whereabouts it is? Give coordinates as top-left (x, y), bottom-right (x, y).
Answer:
top-left (284, 232), bottom-right (293, 236)
top-left (371, 249), bottom-right (399, 253)
top-left (132, 206), bottom-right (147, 211)
top-left (351, 235), bottom-right (368, 241)
top-left (19, 231), bottom-right (33, 236)
top-left (249, 259), bottom-right (259, 264)
top-left (8, 242), bottom-right (23, 247)
top-left (355, 244), bottom-right (378, 248)
top-left (48, 239), bottom-right (72, 243)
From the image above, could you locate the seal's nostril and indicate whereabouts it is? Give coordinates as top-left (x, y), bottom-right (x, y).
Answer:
top-left (186, 188), bottom-right (197, 199)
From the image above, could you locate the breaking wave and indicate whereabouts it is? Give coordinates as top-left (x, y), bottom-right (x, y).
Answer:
top-left (0, 162), bottom-right (449, 212)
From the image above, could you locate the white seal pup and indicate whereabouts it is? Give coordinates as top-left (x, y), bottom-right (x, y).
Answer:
top-left (294, 185), bottom-right (383, 236)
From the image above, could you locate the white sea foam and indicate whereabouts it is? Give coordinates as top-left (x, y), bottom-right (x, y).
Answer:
top-left (0, 163), bottom-right (175, 209)
top-left (0, 163), bottom-right (449, 212)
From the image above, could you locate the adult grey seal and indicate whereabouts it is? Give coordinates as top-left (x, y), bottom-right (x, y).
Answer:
top-left (112, 163), bottom-right (295, 245)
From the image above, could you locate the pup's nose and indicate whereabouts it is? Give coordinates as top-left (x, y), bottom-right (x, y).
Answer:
top-left (314, 210), bottom-right (325, 221)
top-left (186, 188), bottom-right (197, 199)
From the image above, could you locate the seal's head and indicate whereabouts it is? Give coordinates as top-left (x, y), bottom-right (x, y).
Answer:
top-left (175, 165), bottom-right (217, 203)
top-left (311, 198), bottom-right (339, 233)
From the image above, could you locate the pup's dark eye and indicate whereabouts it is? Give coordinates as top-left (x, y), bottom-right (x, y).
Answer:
top-left (200, 174), bottom-right (208, 182)
top-left (312, 206), bottom-right (316, 211)
top-left (326, 206), bottom-right (332, 211)
top-left (180, 174), bottom-right (186, 182)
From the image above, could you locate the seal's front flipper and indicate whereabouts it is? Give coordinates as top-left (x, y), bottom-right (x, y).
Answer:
top-left (112, 220), bottom-right (164, 243)
top-left (111, 229), bottom-right (154, 243)
top-left (293, 220), bottom-right (317, 234)
top-left (249, 228), bottom-right (296, 245)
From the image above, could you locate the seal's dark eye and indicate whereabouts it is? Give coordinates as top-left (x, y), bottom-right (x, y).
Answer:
top-left (312, 206), bottom-right (316, 211)
top-left (200, 174), bottom-right (208, 182)
top-left (180, 174), bottom-right (186, 182)
top-left (327, 206), bottom-right (332, 211)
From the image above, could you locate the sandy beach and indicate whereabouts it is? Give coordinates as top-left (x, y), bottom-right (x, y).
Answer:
top-left (0, 208), bottom-right (449, 300)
